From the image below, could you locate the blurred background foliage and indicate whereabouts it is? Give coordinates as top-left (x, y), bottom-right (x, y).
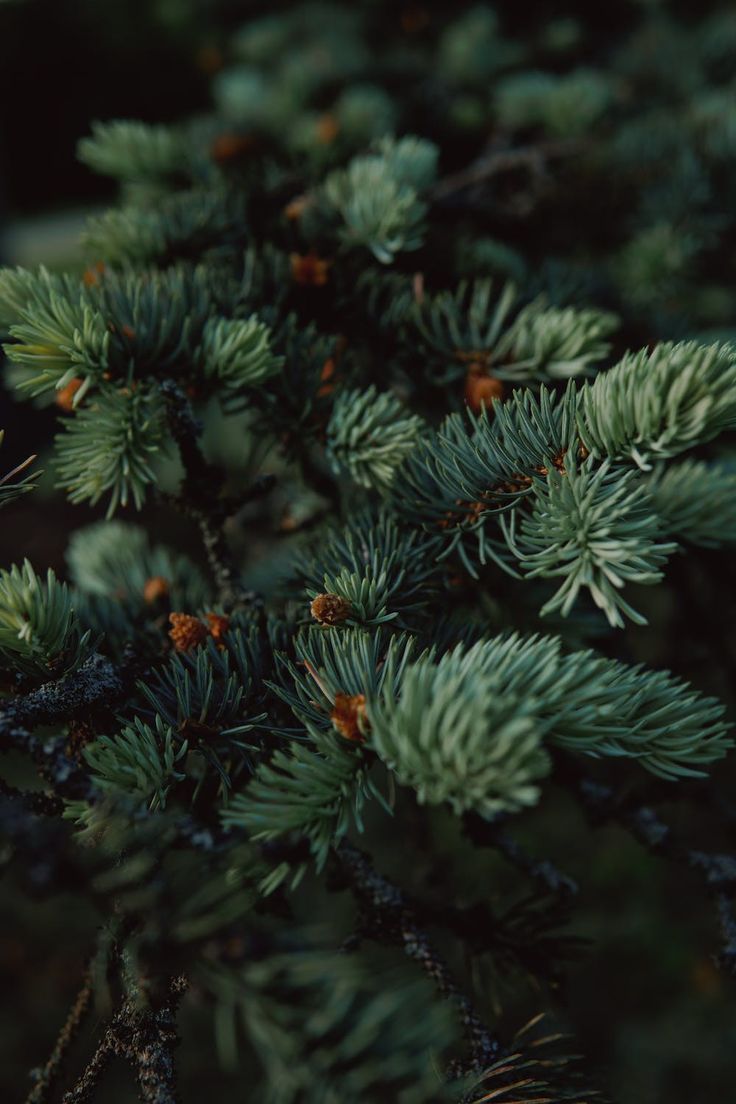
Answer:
top-left (1, 1), bottom-right (735, 1101)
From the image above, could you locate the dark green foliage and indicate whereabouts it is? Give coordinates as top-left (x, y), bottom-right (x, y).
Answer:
top-left (3, 3), bottom-right (736, 1102)
top-left (293, 509), bottom-right (445, 626)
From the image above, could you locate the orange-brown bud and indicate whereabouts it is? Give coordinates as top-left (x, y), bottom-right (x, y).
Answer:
top-left (290, 252), bottom-right (330, 287)
top-left (330, 693), bottom-right (368, 742)
top-left (206, 612), bottom-right (231, 645)
top-left (316, 113), bottom-right (339, 144)
top-left (83, 261), bottom-right (106, 287)
top-left (310, 593), bottom-right (352, 625)
top-left (56, 378), bottom-right (83, 412)
top-left (317, 356), bottom-right (337, 397)
top-left (169, 612), bottom-right (209, 652)
top-left (143, 576), bottom-right (170, 604)
top-left (210, 132), bottom-right (256, 164)
top-left (464, 371), bottom-right (504, 413)
top-left (284, 194), bottom-right (311, 221)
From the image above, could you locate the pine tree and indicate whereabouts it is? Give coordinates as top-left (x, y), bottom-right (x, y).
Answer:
top-left (3, 3), bottom-right (736, 1102)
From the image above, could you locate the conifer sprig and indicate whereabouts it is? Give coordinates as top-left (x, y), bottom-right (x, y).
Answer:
top-left (579, 341), bottom-right (736, 467)
top-left (508, 459), bottom-right (676, 627)
top-left (55, 384), bottom-right (169, 516)
top-left (0, 561), bottom-right (91, 680)
top-left (83, 715), bottom-right (188, 811)
top-left (326, 385), bottom-right (425, 490)
top-left (78, 119), bottom-right (189, 184)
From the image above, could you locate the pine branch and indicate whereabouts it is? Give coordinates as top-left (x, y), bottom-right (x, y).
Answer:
top-left (26, 967), bottom-right (94, 1104)
top-left (59, 1028), bottom-right (115, 1104)
top-left (160, 380), bottom-right (266, 608)
top-left (61, 976), bottom-right (188, 1104)
top-left (463, 814), bottom-right (578, 897)
top-left (334, 840), bottom-right (500, 1076)
top-left (0, 776), bottom-right (63, 816)
top-left (0, 652), bottom-right (128, 796)
top-left (5, 9), bottom-right (736, 1096)
top-left (0, 652), bottom-right (125, 733)
top-left (569, 772), bottom-right (736, 974)
top-left (431, 140), bottom-right (575, 207)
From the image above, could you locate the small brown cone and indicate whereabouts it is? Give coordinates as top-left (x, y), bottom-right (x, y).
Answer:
top-left (464, 370), bottom-right (504, 413)
top-left (210, 132), bottom-right (256, 164)
top-left (330, 693), bottom-right (368, 743)
top-left (284, 194), bottom-right (311, 221)
top-left (143, 576), bottom-right (170, 604)
top-left (206, 612), bottom-right (231, 645)
top-left (316, 113), bottom-right (339, 144)
top-left (56, 378), bottom-right (83, 412)
top-left (310, 593), bottom-right (352, 626)
top-left (169, 613), bottom-right (209, 652)
top-left (318, 357), bottom-right (337, 397)
top-left (290, 252), bottom-right (330, 287)
top-left (82, 261), bottom-right (106, 287)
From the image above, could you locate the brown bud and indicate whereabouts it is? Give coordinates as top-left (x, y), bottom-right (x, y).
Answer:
top-left (310, 593), bottom-right (352, 625)
top-left (330, 693), bottom-right (368, 742)
top-left (316, 113), bottom-right (339, 144)
top-left (210, 132), bottom-right (256, 164)
top-left (206, 612), bottom-right (230, 645)
top-left (284, 194), bottom-right (311, 221)
top-left (464, 371), bottom-right (504, 413)
top-left (290, 252), bottom-right (330, 287)
top-left (56, 378), bottom-right (83, 412)
top-left (82, 261), bottom-right (106, 287)
top-left (318, 356), bottom-right (337, 397)
top-left (169, 612), bottom-right (208, 652)
top-left (143, 575), bottom-right (169, 604)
